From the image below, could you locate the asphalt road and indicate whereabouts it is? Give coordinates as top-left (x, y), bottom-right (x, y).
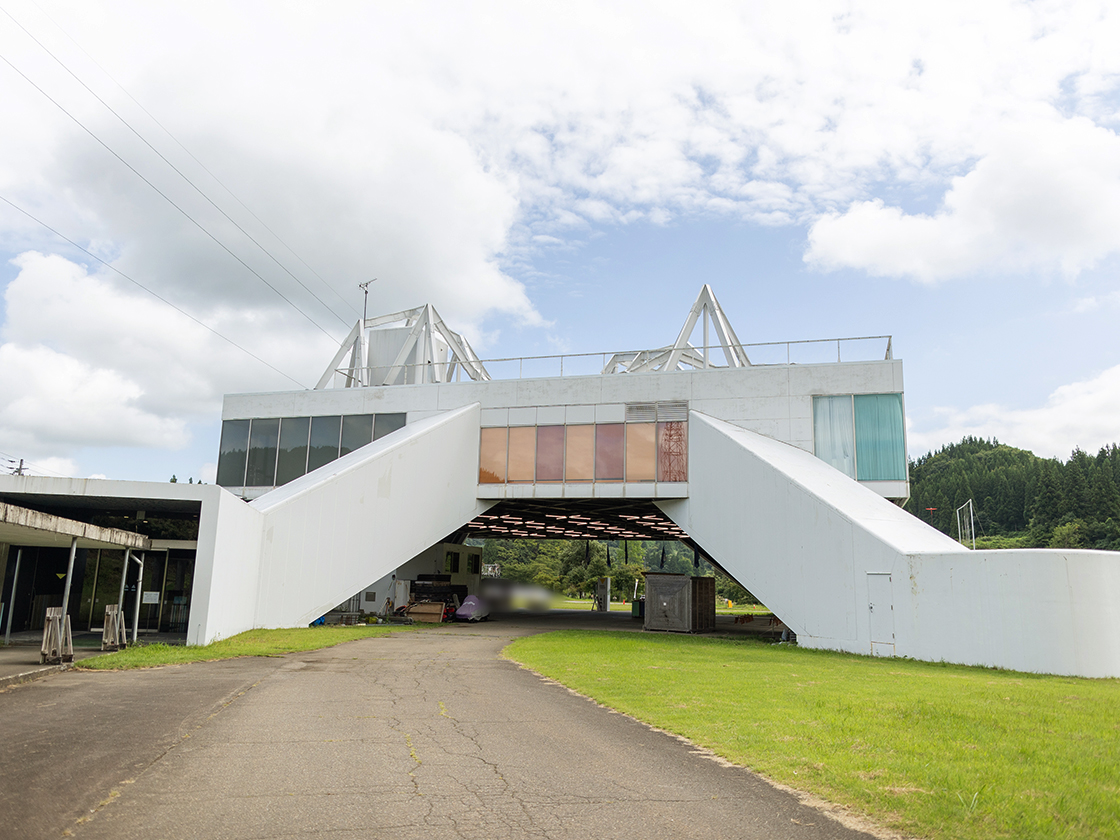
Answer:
top-left (0, 622), bottom-right (895, 840)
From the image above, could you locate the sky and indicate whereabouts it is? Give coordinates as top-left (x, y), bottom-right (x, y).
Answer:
top-left (1, 0), bottom-right (1119, 483)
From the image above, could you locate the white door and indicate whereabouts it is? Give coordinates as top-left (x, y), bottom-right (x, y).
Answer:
top-left (867, 573), bottom-right (894, 656)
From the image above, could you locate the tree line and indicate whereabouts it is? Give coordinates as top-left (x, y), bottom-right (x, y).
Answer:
top-left (906, 436), bottom-right (1120, 550)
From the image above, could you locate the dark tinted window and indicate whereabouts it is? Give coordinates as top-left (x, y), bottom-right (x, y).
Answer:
top-left (276, 417), bottom-right (310, 485)
top-left (374, 412), bottom-right (407, 440)
top-left (340, 414), bottom-right (374, 456)
top-left (308, 415), bottom-right (341, 471)
top-left (246, 418), bottom-right (280, 486)
top-left (216, 419), bottom-right (250, 486)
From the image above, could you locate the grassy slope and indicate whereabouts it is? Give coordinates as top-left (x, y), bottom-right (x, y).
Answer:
top-left (75, 625), bottom-right (417, 670)
top-left (505, 630), bottom-right (1120, 840)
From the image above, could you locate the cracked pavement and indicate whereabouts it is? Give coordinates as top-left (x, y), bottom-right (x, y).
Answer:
top-left (1, 620), bottom-right (889, 840)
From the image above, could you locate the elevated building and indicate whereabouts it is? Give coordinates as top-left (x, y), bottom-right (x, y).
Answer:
top-left (2, 287), bottom-right (1118, 678)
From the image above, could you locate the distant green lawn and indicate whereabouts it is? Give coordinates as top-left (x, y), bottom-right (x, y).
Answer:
top-left (557, 596), bottom-right (771, 615)
top-left (505, 630), bottom-right (1120, 840)
top-left (75, 625), bottom-right (417, 670)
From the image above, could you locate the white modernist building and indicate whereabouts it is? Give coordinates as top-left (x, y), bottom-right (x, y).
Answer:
top-left (1, 287), bottom-right (1117, 677)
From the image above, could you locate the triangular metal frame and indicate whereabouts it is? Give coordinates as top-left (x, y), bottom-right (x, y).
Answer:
top-left (315, 304), bottom-right (490, 389)
top-left (602, 285), bottom-right (750, 374)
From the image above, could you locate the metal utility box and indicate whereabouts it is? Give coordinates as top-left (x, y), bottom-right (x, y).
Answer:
top-left (643, 573), bottom-right (716, 633)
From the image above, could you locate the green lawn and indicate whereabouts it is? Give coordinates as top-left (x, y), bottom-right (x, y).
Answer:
top-left (557, 596), bottom-right (771, 615)
top-left (75, 625), bottom-right (417, 670)
top-left (505, 630), bottom-right (1120, 840)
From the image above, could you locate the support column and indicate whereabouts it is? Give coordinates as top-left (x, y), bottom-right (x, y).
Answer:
top-left (131, 552), bottom-right (144, 644)
top-left (59, 537), bottom-right (78, 619)
top-left (3, 548), bottom-right (22, 645)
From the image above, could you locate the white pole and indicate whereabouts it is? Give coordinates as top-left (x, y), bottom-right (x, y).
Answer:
top-left (3, 548), bottom-right (22, 645)
top-left (118, 548), bottom-right (131, 636)
top-left (59, 537), bottom-right (78, 619)
top-left (132, 553), bottom-right (145, 644)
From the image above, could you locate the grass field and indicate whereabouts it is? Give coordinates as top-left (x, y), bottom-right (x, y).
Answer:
top-left (504, 630), bottom-right (1120, 840)
top-left (557, 596), bottom-right (771, 615)
top-left (75, 624), bottom-right (417, 670)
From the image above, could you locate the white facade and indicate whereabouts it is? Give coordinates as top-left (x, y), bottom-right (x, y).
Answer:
top-left (4, 290), bottom-right (1116, 677)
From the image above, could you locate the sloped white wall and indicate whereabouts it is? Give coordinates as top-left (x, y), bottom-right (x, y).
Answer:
top-left (660, 411), bottom-right (1120, 677)
top-left (250, 403), bottom-right (492, 628)
top-left (190, 487), bottom-right (264, 645)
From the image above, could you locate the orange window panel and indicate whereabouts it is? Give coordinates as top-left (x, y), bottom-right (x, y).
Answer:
top-left (625, 423), bottom-right (656, 482)
top-left (565, 425), bottom-right (595, 482)
top-left (507, 426), bottom-right (536, 482)
top-left (479, 427), bottom-right (508, 484)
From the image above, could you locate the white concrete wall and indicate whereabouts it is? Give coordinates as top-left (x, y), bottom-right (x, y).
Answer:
top-left (889, 550), bottom-right (1120, 678)
top-left (250, 404), bottom-right (492, 628)
top-left (223, 359), bottom-right (904, 457)
top-left (660, 412), bottom-right (1120, 678)
top-left (190, 487), bottom-right (264, 644)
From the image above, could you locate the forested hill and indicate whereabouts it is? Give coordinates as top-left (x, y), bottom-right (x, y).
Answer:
top-left (906, 437), bottom-right (1120, 550)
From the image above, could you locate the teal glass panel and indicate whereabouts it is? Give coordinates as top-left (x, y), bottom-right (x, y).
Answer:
top-left (854, 394), bottom-right (906, 481)
top-left (813, 396), bottom-right (855, 478)
top-left (308, 415), bottom-right (342, 472)
top-left (275, 417), bottom-right (310, 486)
top-left (374, 413), bottom-right (406, 440)
top-left (216, 419), bottom-right (250, 486)
top-left (340, 414), bottom-right (374, 456)
top-left (246, 418), bottom-right (280, 486)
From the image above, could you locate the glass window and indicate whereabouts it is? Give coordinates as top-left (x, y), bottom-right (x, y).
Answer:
top-left (340, 414), bottom-right (374, 456)
top-left (813, 396), bottom-right (856, 478)
top-left (445, 551), bottom-right (460, 573)
top-left (565, 425), bottom-right (594, 482)
top-left (855, 394), bottom-right (906, 481)
top-left (216, 419), bottom-right (250, 486)
top-left (308, 415), bottom-right (342, 472)
top-left (507, 426), bottom-right (536, 482)
top-left (245, 418), bottom-right (280, 487)
top-left (374, 412), bottom-right (406, 440)
top-left (595, 424), bottom-right (625, 481)
top-left (275, 417), bottom-right (310, 486)
top-left (479, 427), bottom-right (508, 483)
top-left (536, 426), bottom-right (565, 482)
top-left (657, 421), bottom-right (688, 482)
top-left (626, 423), bottom-right (657, 482)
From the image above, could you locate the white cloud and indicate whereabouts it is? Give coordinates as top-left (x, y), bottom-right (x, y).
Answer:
top-left (806, 118), bottom-right (1120, 281)
top-left (3, 0), bottom-right (1120, 474)
top-left (909, 364), bottom-right (1120, 459)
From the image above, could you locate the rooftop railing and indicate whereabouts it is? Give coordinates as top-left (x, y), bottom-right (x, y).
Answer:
top-left (328, 335), bottom-right (893, 386)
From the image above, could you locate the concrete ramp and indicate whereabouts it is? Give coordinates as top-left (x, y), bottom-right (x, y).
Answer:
top-left (250, 403), bottom-right (491, 629)
top-left (658, 411), bottom-right (963, 653)
top-left (659, 412), bottom-right (1120, 677)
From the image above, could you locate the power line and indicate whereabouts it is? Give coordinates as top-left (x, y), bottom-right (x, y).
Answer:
top-left (0, 192), bottom-right (309, 389)
top-left (1, 452), bottom-right (67, 477)
top-left (1, 3), bottom-right (356, 328)
top-left (0, 46), bottom-right (342, 343)
top-left (26, 0), bottom-right (359, 320)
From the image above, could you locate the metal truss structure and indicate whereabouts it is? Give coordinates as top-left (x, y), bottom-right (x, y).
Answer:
top-left (316, 304), bottom-right (491, 389)
top-left (602, 284), bottom-right (751, 374)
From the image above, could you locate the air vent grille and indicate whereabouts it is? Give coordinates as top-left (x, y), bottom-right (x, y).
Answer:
top-left (625, 401), bottom-right (689, 422)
